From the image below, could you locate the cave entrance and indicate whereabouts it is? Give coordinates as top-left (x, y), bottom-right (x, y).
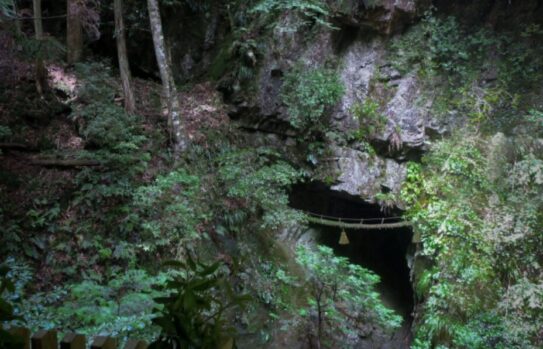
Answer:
top-left (289, 181), bottom-right (415, 328)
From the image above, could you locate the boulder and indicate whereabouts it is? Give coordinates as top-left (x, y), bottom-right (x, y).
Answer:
top-left (330, 146), bottom-right (407, 205)
top-left (331, 0), bottom-right (430, 35)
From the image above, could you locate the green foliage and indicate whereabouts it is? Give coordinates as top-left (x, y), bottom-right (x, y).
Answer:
top-left (77, 103), bottom-right (142, 148)
top-left (75, 62), bottom-right (114, 99)
top-left (350, 99), bottom-right (387, 140)
top-left (293, 245), bottom-right (402, 347)
top-left (390, 11), bottom-right (494, 80)
top-left (62, 62), bottom-right (151, 265)
top-left (71, 62), bottom-right (147, 152)
top-left (251, 0), bottom-right (335, 30)
top-left (525, 109), bottom-right (543, 135)
top-left (217, 147), bottom-right (304, 230)
top-left (218, 29), bottom-right (264, 85)
top-left (389, 12), bottom-right (543, 129)
top-left (498, 24), bottom-right (543, 87)
top-left (0, 125), bottom-right (11, 140)
top-left (0, 59), bottom-right (154, 283)
top-left (6, 264), bottom-right (165, 344)
top-left (13, 34), bottom-right (66, 62)
top-left (150, 258), bottom-right (249, 349)
top-left (0, 262), bottom-right (24, 349)
top-left (281, 65), bottom-right (344, 133)
top-left (244, 259), bottom-right (298, 314)
top-left (404, 130), bottom-right (543, 348)
top-left (0, 0), bottom-right (15, 17)
top-left (132, 169), bottom-right (209, 255)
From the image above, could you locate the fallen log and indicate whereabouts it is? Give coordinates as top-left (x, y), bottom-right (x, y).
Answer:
top-left (0, 142), bottom-right (33, 151)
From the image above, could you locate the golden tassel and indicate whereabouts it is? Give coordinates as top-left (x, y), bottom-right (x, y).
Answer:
top-left (339, 228), bottom-right (350, 245)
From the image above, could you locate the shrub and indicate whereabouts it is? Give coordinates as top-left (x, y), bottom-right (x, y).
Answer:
top-left (0, 261), bottom-right (24, 349)
top-left (404, 131), bottom-right (543, 348)
top-left (281, 65), bottom-right (344, 133)
top-left (132, 169), bottom-right (208, 255)
top-left (251, 0), bottom-right (335, 30)
top-left (293, 245), bottom-right (402, 348)
top-left (77, 102), bottom-right (142, 148)
top-left (217, 147), bottom-right (304, 230)
top-left (7, 265), bottom-right (166, 344)
top-left (351, 99), bottom-right (387, 140)
top-left (390, 11), bottom-right (494, 80)
top-left (150, 258), bottom-right (249, 349)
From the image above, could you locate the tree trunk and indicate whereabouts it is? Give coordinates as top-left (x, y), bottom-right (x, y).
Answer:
top-left (66, 0), bottom-right (83, 64)
top-left (33, 0), bottom-right (47, 95)
top-left (146, 0), bottom-right (187, 154)
top-left (13, 0), bottom-right (22, 36)
top-left (203, 2), bottom-right (220, 50)
top-left (114, 0), bottom-right (136, 114)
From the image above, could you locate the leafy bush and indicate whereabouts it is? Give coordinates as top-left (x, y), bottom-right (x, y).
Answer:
top-left (350, 99), bottom-right (387, 140)
top-left (74, 62), bottom-right (118, 102)
top-left (150, 258), bottom-right (249, 349)
top-left (17, 35), bottom-right (65, 61)
top-left (0, 261), bottom-right (24, 349)
top-left (71, 62), bottom-right (145, 150)
top-left (217, 147), bottom-right (304, 230)
top-left (389, 12), bottom-right (543, 128)
top-left (7, 267), bottom-right (166, 344)
top-left (498, 24), bottom-right (543, 87)
top-left (251, 0), bottom-right (335, 30)
top-left (293, 246), bottom-right (402, 348)
top-left (77, 102), bottom-right (142, 148)
top-left (132, 169), bottom-right (209, 256)
top-left (390, 11), bottom-right (494, 80)
top-left (525, 109), bottom-right (543, 135)
top-left (403, 131), bottom-right (543, 348)
top-left (281, 65), bottom-right (343, 133)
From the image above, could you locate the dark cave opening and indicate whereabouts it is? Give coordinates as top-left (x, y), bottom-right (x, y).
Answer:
top-left (289, 181), bottom-right (415, 322)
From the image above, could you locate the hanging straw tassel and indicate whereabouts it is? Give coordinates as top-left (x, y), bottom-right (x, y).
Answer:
top-left (339, 228), bottom-right (350, 245)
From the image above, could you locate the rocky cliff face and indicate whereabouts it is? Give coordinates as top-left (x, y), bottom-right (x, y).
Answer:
top-left (209, 4), bottom-right (543, 344)
top-left (222, 0), bottom-right (543, 209)
top-left (227, 3), bottom-right (438, 208)
top-left (332, 0), bottom-right (430, 34)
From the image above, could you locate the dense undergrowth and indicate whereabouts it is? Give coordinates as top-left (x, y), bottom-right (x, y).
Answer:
top-left (1, 1), bottom-right (543, 348)
top-left (0, 27), bottom-right (397, 347)
top-left (390, 10), bottom-right (543, 349)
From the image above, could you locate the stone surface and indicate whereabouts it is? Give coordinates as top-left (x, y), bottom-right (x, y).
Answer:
top-left (330, 147), bottom-right (407, 204)
top-left (333, 39), bottom-right (383, 130)
top-left (333, 42), bottom-right (448, 152)
top-left (255, 15), bottom-right (335, 120)
top-left (332, 0), bottom-right (430, 35)
top-left (380, 74), bottom-right (426, 149)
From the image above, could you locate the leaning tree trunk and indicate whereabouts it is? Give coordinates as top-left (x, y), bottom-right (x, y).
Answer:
top-left (32, 0), bottom-right (47, 95)
top-left (114, 0), bottom-right (135, 113)
top-left (66, 0), bottom-right (83, 64)
top-left (146, 0), bottom-right (187, 154)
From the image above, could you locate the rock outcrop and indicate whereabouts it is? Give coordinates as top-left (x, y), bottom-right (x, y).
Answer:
top-left (331, 0), bottom-right (430, 35)
top-left (330, 146), bottom-right (407, 205)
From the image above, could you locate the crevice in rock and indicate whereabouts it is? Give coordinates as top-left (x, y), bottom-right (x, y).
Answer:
top-left (367, 138), bottom-right (425, 163)
top-left (331, 24), bottom-right (360, 54)
top-left (289, 181), bottom-right (415, 347)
